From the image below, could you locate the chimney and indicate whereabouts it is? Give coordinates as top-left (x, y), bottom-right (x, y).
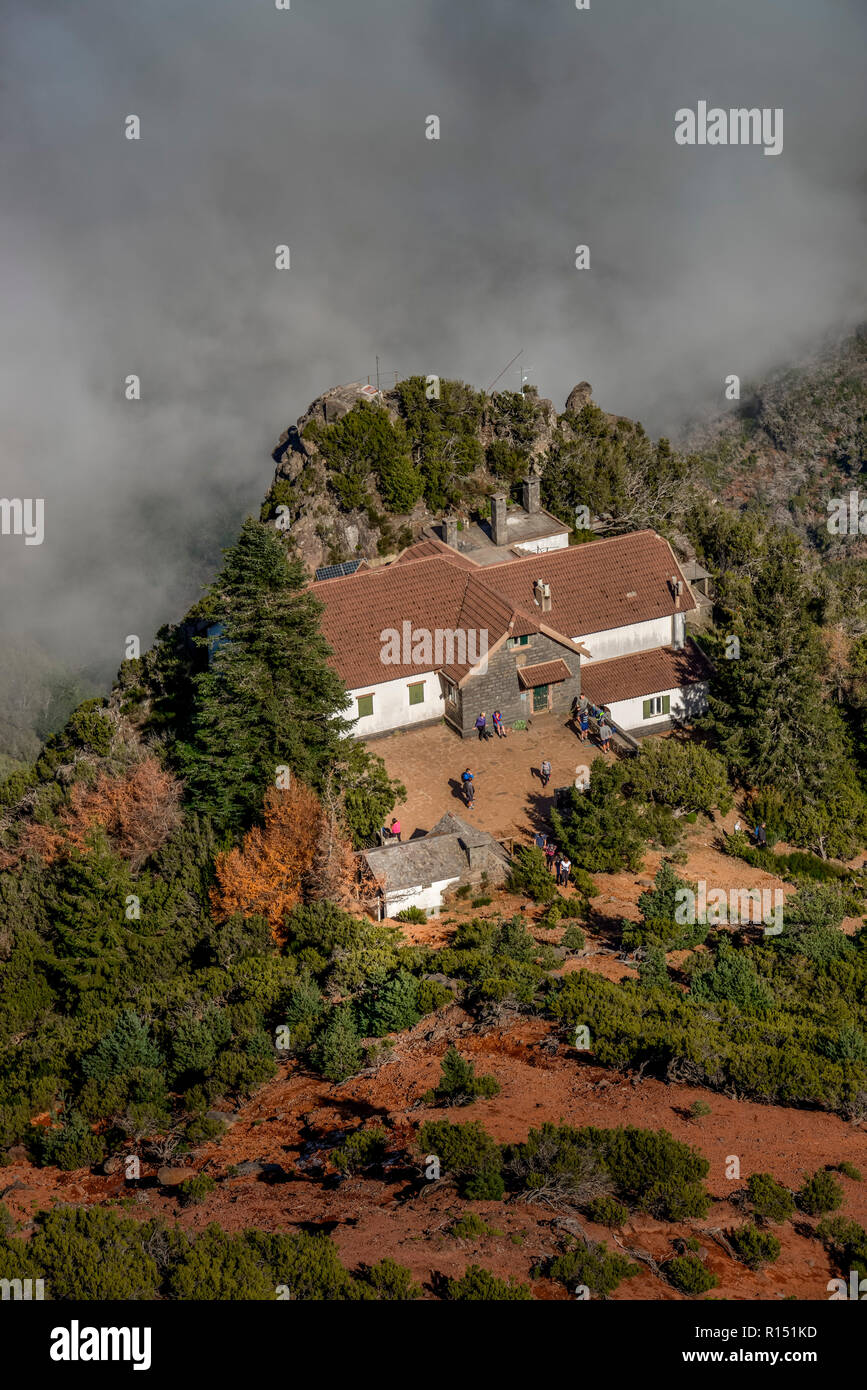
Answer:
top-left (491, 491), bottom-right (508, 546)
top-left (442, 516), bottom-right (458, 549)
top-left (522, 475), bottom-right (540, 515)
top-left (533, 578), bottom-right (552, 614)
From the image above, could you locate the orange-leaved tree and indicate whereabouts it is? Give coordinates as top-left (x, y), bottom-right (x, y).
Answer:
top-left (62, 754), bottom-right (183, 869)
top-left (210, 782), bottom-right (322, 942)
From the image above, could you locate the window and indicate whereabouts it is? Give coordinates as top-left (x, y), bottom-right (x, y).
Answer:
top-left (446, 682), bottom-right (458, 705)
top-left (408, 682), bottom-right (425, 706)
top-left (642, 695), bottom-right (671, 719)
top-left (508, 635), bottom-right (529, 649)
top-left (357, 693), bottom-right (374, 718)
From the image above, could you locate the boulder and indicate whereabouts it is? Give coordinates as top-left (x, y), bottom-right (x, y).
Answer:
top-left (565, 382), bottom-right (594, 414)
top-left (156, 1166), bottom-right (189, 1188)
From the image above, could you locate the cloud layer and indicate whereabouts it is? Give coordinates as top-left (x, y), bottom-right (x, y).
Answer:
top-left (1, 0), bottom-right (864, 679)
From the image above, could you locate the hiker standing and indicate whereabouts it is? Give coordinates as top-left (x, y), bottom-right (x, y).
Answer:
top-left (559, 855), bottom-right (572, 887)
top-left (492, 709), bottom-right (506, 739)
top-left (757, 822), bottom-right (767, 848)
top-left (389, 818), bottom-right (401, 843)
top-left (545, 841), bottom-right (557, 874)
top-left (540, 758), bottom-right (552, 787)
top-left (534, 831), bottom-right (547, 852)
top-left (598, 720), bottom-right (612, 752)
top-left (475, 712), bottom-right (488, 741)
top-left (461, 768), bottom-right (475, 805)
top-left (578, 707), bottom-right (590, 742)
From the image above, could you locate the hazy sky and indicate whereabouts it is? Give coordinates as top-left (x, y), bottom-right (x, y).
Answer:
top-left (1, 0), bottom-right (865, 681)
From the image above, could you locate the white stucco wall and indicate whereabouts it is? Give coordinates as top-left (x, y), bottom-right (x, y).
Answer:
top-left (384, 876), bottom-right (462, 917)
top-left (577, 613), bottom-right (685, 663)
top-left (513, 532), bottom-right (569, 555)
top-left (348, 669), bottom-right (443, 736)
top-left (607, 680), bottom-right (709, 733)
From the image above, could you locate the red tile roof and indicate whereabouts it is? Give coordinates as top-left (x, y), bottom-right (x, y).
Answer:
top-left (473, 530), bottom-right (695, 637)
top-left (580, 640), bottom-right (713, 705)
top-left (517, 659), bottom-right (573, 689)
top-left (393, 537), bottom-right (477, 569)
top-left (311, 530), bottom-right (697, 692)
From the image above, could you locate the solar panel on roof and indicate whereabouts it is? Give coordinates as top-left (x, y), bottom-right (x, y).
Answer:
top-left (314, 559), bottom-right (363, 581)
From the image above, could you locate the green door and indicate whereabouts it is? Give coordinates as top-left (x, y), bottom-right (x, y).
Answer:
top-left (533, 684), bottom-right (549, 712)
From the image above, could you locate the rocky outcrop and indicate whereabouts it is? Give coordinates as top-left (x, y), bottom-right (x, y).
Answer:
top-left (565, 381), bottom-right (594, 414)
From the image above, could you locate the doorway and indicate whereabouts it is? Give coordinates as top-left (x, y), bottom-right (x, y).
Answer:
top-left (532, 684), bottom-right (550, 713)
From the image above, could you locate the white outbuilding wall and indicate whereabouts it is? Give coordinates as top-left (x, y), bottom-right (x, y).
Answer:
top-left (348, 669), bottom-right (443, 737)
top-left (383, 876), bottom-right (462, 918)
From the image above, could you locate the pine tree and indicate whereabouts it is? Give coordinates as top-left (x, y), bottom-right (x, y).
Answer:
top-left (177, 520), bottom-right (352, 833)
top-left (704, 530), bottom-right (867, 856)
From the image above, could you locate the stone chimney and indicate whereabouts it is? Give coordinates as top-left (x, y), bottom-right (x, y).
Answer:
top-left (533, 578), bottom-right (552, 613)
top-left (491, 492), bottom-right (508, 547)
top-left (461, 832), bottom-right (490, 872)
top-left (442, 516), bottom-right (458, 549)
top-left (522, 475), bottom-right (541, 515)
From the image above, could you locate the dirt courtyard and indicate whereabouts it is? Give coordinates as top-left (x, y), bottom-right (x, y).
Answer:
top-left (365, 712), bottom-right (607, 841)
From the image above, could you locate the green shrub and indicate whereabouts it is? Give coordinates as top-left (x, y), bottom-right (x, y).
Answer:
top-left (797, 1169), bottom-right (844, 1216)
top-left (355, 1258), bottom-right (421, 1300)
top-left (586, 1196), bottom-right (629, 1228)
top-left (730, 1224), bottom-right (781, 1270)
top-left (507, 847), bottom-right (558, 904)
top-left (450, 1212), bottom-right (496, 1240)
top-left (665, 1253), bottom-right (718, 1295)
top-left (311, 1006), bottom-right (364, 1083)
top-left (356, 970), bottom-right (421, 1036)
top-left (837, 1162), bottom-right (862, 1182)
top-left (178, 1174), bottom-right (216, 1206)
top-left (28, 1206), bottom-right (159, 1299)
top-left (333, 1125), bottom-right (388, 1173)
top-left (816, 1216), bottom-right (867, 1282)
top-left (396, 906), bottom-right (427, 923)
top-left (445, 1264), bottom-right (532, 1300)
top-left (416, 979), bottom-right (454, 1014)
top-left (37, 1112), bottom-right (106, 1172)
top-left (747, 1172), bottom-right (795, 1223)
top-left (418, 1120), bottom-right (504, 1199)
top-left (424, 1047), bottom-right (500, 1106)
top-left (471, 896), bottom-right (492, 909)
top-left (561, 924), bottom-right (586, 951)
top-left (546, 1240), bottom-right (639, 1297)
top-left (629, 740), bottom-right (732, 816)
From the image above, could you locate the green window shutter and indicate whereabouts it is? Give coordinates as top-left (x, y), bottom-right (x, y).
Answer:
top-left (357, 694), bottom-right (374, 718)
top-left (408, 682), bottom-right (424, 706)
top-left (662, 695), bottom-right (670, 715)
top-left (642, 699), bottom-right (651, 719)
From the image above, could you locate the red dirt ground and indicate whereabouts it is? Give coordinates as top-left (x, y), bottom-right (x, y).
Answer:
top-left (4, 723), bottom-right (863, 1300)
top-left (3, 1003), bottom-right (863, 1301)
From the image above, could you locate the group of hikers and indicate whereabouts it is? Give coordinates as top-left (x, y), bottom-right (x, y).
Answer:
top-left (534, 831), bottom-right (572, 886)
top-left (472, 700), bottom-right (614, 752)
top-left (734, 818), bottom-right (769, 848)
top-left (473, 710), bottom-right (507, 740)
top-left (571, 696), bottom-right (613, 752)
